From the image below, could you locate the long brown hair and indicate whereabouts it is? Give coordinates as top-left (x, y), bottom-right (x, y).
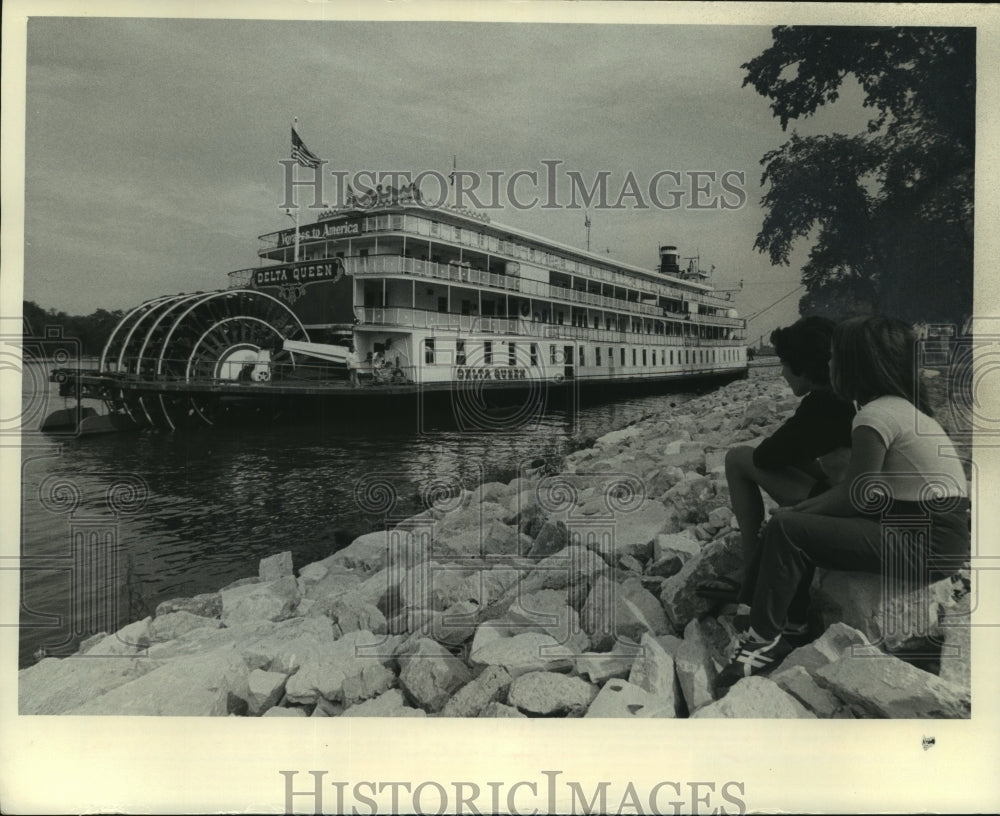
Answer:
top-left (830, 316), bottom-right (933, 415)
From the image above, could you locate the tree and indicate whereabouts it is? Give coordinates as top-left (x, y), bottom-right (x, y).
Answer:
top-left (743, 26), bottom-right (974, 326)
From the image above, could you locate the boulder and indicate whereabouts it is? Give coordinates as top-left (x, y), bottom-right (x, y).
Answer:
top-left (312, 595), bottom-right (387, 637)
top-left (675, 617), bottom-right (731, 714)
top-left (221, 576), bottom-right (300, 624)
top-left (297, 561), bottom-right (364, 602)
top-left (938, 596), bottom-right (970, 692)
top-left (283, 630), bottom-right (398, 706)
top-left (441, 666), bottom-right (513, 717)
top-left (326, 530), bottom-right (393, 574)
top-left (507, 671), bottom-right (597, 716)
top-left (82, 617), bottom-right (152, 656)
top-left (67, 649), bottom-right (251, 716)
top-left (263, 706), bottom-right (308, 717)
top-left (574, 641), bottom-right (641, 685)
top-left (480, 701), bottom-right (527, 718)
top-left (629, 633), bottom-right (682, 713)
top-left (469, 631), bottom-right (575, 677)
top-left (814, 654), bottom-right (970, 718)
top-left (582, 575), bottom-right (670, 650)
top-left (521, 545), bottom-right (609, 610)
top-left (500, 589), bottom-right (589, 654)
top-left (342, 662), bottom-right (397, 706)
top-left (154, 592), bottom-right (222, 619)
top-left (778, 623), bottom-right (871, 676)
top-left (397, 561), bottom-right (474, 612)
top-left (529, 519), bottom-right (570, 559)
top-left (19, 656), bottom-right (159, 715)
top-left (259, 550), bottom-right (294, 581)
top-left (597, 499), bottom-right (678, 562)
top-left (810, 570), bottom-right (961, 653)
top-left (397, 637), bottom-right (474, 713)
top-left (586, 679), bottom-right (676, 718)
top-left (247, 669), bottom-right (288, 716)
top-left (652, 529), bottom-right (701, 561)
top-left (771, 666), bottom-right (848, 718)
top-left (149, 611), bottom-right (223, 643)
top-left (659, 533), bottom-right (743, 631)
top-left (341, 689), bottom-right (426, 717)
top-left (693, 677), bottom-right (815, 718)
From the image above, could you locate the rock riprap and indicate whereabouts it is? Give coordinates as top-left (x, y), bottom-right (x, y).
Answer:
top-left (19, 372), bottom-right (971, 718)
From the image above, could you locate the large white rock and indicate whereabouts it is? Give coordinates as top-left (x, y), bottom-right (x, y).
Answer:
top-left (500, 589), bottom-right (589, 654)
top-left (469, 631), bottom-right (575, 677)
top-left (262, 706), bottom-right (308, 717)
top-left (811, 570), bottom-right (961, 653)
top-left (507, 671), bottom-right (597, 715)
top-left (283, 629), bottom-right (398, 705)
top-left (259, 550), bottom-right (294, 581)
top-left (692, 677), bottom-right (815, 719)
top-left (479, 701), bottom-right (527, 718)
top-left (247, 669), bottom-right (288, 715)
top-left (778, 623), bottom-right (871, 676)
top-left (66, 650), bottom-right (251, 716)
top-left (342, 662), bottom-right (396, 706)
top-left (221, 576), bottom-right (300, 624)
top-left (149, 611), bottom-right (223, 643)
top-left (628, 633), bottom-right (681, 713)
top-left (82, 617), bottom-right (152, 656)
top-left (396, 637), bottom-right (473, 712)
top-left (771, 666), bottom-right (848, 718)
top-left (19, 656), bottom-right (159, 714)
top-left (441, 666), bottom-right (513, 717)
top-left (814, 654), bottom-right (970, 718)
top-left (312, 595), bottom-right (387, 637)
top-left (574, 641), bottom-right (641, 685)
top-left (341, 689), bottom-right (426, 717)
top-left (154, 592), bottom-right (221, 619)
top-left (582, 575), bottom-right (670, 650)
top-left (584, 678), bottom-right (673, 718)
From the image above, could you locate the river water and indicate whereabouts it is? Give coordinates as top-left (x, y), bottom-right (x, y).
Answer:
top-left (18, 362), bottom-right (713, 668)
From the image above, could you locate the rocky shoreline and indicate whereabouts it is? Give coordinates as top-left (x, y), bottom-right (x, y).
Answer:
top-left (19, 371), bottom-right (972, 718)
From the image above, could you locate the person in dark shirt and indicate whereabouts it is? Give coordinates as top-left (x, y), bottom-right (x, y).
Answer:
top-left (697, 317), bottom-right (855, 633)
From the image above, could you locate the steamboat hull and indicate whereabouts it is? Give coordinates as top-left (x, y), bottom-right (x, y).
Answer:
top-left (46, 365), bottom-right (746, 432)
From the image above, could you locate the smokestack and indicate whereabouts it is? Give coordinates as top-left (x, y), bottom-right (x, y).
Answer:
top-left (659, 245), bottom-right (680, 275)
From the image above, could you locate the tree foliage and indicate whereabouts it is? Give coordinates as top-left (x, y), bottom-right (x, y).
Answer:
top-left (22, 300), bottom-right (125, 357)
top-left (744, 26), bottom-right (974, 325)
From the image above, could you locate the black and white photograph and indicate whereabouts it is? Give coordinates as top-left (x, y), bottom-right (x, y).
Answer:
top-left (2, 1), bottom-right (998, 813)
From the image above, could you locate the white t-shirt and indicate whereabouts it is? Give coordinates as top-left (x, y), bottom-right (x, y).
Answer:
top-left (852, 395), bottom-right (967, 501)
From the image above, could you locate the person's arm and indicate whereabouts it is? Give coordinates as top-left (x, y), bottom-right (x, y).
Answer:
top-left (776, 426), bottom-right (888, 517)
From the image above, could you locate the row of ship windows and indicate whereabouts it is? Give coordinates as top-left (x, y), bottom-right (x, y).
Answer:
top-left (341, 213), bottom-right (683, 298)
top-left (422, 340), bottom-right (742, 367)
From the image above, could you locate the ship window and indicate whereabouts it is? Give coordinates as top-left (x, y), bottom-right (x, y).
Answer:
top-left (530, 344), bottom-right (538, 366)
top-left (660, 350), bottom-right (665, 365)
top-left (620, 348), bottom-right (625, 366)
top-left (425, 338), bottom-right (435, 365)
top-left (670, 350), bottom-right (674, 365)
top-left (359, 248), bottom-right (369, 258)
top-left (632, 349), bottom-right (636, 366)
top-left (437, 297), bottom-right (447, 313)
top-left (457, 339), bottom-right (466, 366)
top-left (509, 343), bottom-right (516, 367)
top-left (596, 347), bottom-right (601, 366)
top-left (484, 341), bottom-right (493, 365)
top-left (579, 346), bottom-right (585, 366)
top-left (608, 347), bottom-right (613, 365)
top-left (642, 349), bottom-right (647, 366)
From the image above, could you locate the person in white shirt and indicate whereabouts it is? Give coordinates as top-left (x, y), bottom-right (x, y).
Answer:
top-left (717, 316), bottom-right (969, 691)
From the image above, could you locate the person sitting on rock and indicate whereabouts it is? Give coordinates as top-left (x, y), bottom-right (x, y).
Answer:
top-left (696, 316), bottom-right (855, 641)
top-left (715, 316), bottom-right (970, 691)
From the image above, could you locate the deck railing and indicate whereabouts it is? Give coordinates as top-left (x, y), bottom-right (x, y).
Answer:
top-left (355, 306), bottom-right (743, 346)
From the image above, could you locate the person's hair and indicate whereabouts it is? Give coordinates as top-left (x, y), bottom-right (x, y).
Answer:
top-left (770, 316), bottom-right (836, 385)
top-left (830, 316), bottom-right (932, 415)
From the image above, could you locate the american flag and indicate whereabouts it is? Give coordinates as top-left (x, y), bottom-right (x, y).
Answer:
top-left (291, 127), bottom-right (321, 168)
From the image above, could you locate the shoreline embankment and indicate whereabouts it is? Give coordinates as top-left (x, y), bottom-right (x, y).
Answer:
top-left (19, 369), bottom-right (971, 718)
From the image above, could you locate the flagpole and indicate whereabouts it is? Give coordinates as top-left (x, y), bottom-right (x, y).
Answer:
top-left (292, 117), bottom-right (301, 262)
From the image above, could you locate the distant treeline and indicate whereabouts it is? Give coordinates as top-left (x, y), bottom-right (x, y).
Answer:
top-left (22, 300), bottom-right (125, 357)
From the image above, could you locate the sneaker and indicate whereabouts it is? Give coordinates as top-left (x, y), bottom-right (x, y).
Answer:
top-left (732, 612), bottom-right (808, 642)
top-left (715, 633), bottom-right (792, 693)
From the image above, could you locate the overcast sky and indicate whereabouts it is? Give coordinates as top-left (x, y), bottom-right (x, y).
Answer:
top-left (21, 17), bottom-right (880, 342)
